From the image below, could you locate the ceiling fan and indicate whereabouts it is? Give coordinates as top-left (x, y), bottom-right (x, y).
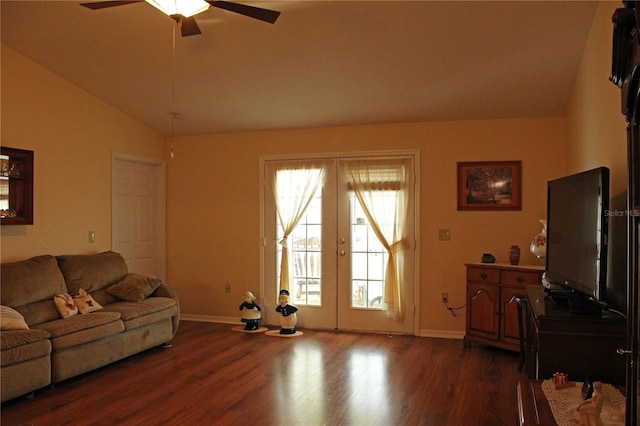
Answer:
top-left (80, 0), bottom-right (281, 37)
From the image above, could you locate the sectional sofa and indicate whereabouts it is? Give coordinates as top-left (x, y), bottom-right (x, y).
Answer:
top-left (0, 251), bottom-right (179, 402)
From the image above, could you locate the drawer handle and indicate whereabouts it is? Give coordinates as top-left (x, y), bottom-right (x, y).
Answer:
top-left (516, 275), bottom-right (524, 283)
top-left (480, 272), bottom-right (488, 280)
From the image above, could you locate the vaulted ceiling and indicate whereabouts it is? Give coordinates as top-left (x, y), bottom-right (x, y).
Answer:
top-left (1, 1), bottom-right (599, 136)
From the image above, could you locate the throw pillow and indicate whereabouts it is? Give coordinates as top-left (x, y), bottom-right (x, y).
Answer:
top-left (106, 273), bottom-right (162, 302)
top-left (73, 289), bottom-right (103, 314)
top-left (54, 293), bottom-right (79, 319)
top-left (0, 305), bottom-right (29, 330)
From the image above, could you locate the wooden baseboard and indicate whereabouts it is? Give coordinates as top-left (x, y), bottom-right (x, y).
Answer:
top-left (180, 314), bottom-right (465, 339)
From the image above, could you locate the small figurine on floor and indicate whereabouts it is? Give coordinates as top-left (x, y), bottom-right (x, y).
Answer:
top-left (570, 381), bottom-right (604, 426)
top-left (275, 289), bottom-right (298, 335)
top-left (239, 290), bottom-right (262, 331)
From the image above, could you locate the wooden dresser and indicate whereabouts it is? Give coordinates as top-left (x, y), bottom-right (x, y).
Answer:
top-left (464, 263), bottom-right (544, 352)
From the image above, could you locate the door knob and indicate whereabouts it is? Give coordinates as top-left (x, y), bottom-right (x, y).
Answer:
top-left (339, 249), bottom-right (346, 256)
top-left (616, 348), bottom-right (632, 355)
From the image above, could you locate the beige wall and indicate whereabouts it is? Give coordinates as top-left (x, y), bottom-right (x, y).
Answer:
top-left (567, 1), bottom-right (627, 194)
top-left (167, 118), bottom-right (567, 334)
top-left (1, 0), bottom-right (628, 335)
top-left (565, 1), bottom-right (629, 313)
top-left (1, 46), bottom-right (165, 261)
top-left (167, 1), bottom-right (629, 334)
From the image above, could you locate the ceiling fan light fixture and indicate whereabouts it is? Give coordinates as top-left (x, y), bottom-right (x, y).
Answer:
top-left (145, 0), bottom-right (210, 18)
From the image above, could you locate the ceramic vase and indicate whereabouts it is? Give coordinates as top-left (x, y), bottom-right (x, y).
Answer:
top-left (509, 245), bottom-right (520, 265)
top-left (530, 219), bottom-right (547, 258)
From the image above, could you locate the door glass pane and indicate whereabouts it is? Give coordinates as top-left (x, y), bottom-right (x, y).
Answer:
top-left (276, 194), bottom-right (322, 306)
top-left (350, 194), bottom-right (387, 309)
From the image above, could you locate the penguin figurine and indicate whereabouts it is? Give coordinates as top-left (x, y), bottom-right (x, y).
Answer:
top-left (239, 290), bottom-right (261, 331)
top-left (275, 289), bottom-right (298, 335)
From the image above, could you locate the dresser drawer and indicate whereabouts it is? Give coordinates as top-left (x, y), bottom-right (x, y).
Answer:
top-left (501, 270), bottom-right (541, 286)
top-left (467, 267), bottom-right (500, 283)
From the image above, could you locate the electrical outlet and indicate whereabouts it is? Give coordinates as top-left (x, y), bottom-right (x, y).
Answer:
top-left (442, 292), bottom-right (448, 304)
top-left (225, 282), bottom-right (231, 293)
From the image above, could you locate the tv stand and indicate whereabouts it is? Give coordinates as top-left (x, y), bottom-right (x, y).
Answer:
top-left (568, 298), bottom-right (604, 316)
top-left (524, 285), bottom-right (626, 384)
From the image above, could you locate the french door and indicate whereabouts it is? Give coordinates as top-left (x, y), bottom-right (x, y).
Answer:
top-left (262, 154), bottom-right (417, 334)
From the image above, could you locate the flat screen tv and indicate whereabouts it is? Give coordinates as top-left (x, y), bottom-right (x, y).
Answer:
top-left (544, 167), bottom-right (610, 311)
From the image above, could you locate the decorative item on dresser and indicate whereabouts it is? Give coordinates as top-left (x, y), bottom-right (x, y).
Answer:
top-left (508, 245), bottom-right (520, 265)
top-left (529, 219), bottom-right (547, 258)
top-left (463, 263), bottom-right (544, 352)
top-left (481, 253), bottom-right (496, 263)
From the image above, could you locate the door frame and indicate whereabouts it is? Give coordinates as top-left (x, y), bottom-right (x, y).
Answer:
top-left (112, 152), bottom-right (167, 280)
top-left (260, 150), bottom-right (421, 336)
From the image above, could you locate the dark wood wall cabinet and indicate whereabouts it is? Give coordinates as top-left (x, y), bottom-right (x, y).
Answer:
top-left (464, 263), bottom-right (544, 352)
top-left (0, 147), bottom-right (33, 225)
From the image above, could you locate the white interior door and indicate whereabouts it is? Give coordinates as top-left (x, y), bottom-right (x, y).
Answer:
top-left (112, 153), bottom-right (166, 279)
top-left (263, 154), bottom-right (416, 334)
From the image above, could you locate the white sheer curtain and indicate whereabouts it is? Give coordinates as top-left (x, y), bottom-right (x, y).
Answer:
top-left (272, 162), bottom-right (327, 292)
top-left (343, 158), bottom-right (412, 320)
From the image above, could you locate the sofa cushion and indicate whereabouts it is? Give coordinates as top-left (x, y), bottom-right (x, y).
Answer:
top-left (33, 311), bottom-right (124, 351)
top-left (101, 297), bottom-right (177, 331)
top-left (0, 329), bottom-right (51, 367)
top-left (107, 273), bottom-right (162, 302)
top-left (15, 299), bottom-right (62, 327)
top-left (57, 251), bottom-right (128, 294)
top-left (90, 288), bottom-right (121, 307)
top-left (34, 311), bottom-right (121, 339)
top-left (1, 255), bottom-right (68, 307)
top-left (1, 305), bottom-right (29, 330)
top-left (48, 320), bottom-right (124, 352)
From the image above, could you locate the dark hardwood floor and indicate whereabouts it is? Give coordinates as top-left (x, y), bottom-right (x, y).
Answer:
top-left (1, 321), bottom-right (522, 425)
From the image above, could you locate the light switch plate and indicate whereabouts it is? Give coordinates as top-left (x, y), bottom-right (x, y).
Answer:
top-left (438, 229), bottom-right (451, 241)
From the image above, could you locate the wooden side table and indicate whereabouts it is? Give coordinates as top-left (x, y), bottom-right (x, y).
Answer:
top-left (516, 378), bottom-right (557, 426)
top-left (517, 377), bottom-right (626, 426)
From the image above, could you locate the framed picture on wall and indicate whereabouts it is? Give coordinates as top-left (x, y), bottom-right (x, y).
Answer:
top-left (457, 161), bottom-right (522, 211)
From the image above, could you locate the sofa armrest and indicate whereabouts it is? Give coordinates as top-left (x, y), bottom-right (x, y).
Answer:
top-left (152, 282), bottom-right (180, 338)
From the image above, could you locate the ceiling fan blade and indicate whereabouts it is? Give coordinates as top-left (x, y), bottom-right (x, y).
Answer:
top-left (208, 1), bottom-right (280, 24)
top-left (80, 1), bottom-right (142, 10)
top-left (179, 16), bottom-right (202, 37)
